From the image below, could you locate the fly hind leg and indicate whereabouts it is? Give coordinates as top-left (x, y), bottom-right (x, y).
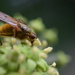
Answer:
top-left (0, 40), bottom-right (2, 46)
top-left (0, 33), bottom-right (5, 46)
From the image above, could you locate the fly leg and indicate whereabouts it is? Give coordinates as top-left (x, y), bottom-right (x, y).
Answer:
top-left (31, 41), bottom-right (34, 47)
top-left (13, 27), bottom-right (17, 37)
top-left (11, 27), bottom-right (18, 49)
top-left (0, 33), bottom-right (5, 46)
top-left (0, 40), bottom-right (2, 46)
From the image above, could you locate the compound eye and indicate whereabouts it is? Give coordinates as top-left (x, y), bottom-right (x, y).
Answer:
top-left (31, 35), bottom-right (35, 39)
top-left (31, 33), bottom-right (37, 39)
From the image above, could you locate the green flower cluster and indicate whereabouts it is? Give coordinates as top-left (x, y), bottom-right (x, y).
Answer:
top-left (0, 37), bottom-right (59, 75)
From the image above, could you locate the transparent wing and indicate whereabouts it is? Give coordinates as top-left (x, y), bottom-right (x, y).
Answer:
top-left (18, 19), bottom-right (27, 25)
top-left (0, 12), bottom-right (18, 26)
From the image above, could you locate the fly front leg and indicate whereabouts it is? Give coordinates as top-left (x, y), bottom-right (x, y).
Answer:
top-left (31, 41), bottom-right (34, 47)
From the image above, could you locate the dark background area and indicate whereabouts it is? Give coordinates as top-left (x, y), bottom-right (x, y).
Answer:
top-left (0, 0), bottom-right (75, 75)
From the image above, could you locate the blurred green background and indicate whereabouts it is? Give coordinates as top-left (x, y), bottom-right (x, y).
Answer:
top-left (0, 0), bottom-right (75, 75)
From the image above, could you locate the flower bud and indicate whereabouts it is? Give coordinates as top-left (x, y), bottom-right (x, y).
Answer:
top-left (43, 47), bottom-right (53, 53)
top-left (33, 38), bottom-right (41, 46)
top-left (51, 62), bottom-right (56, 67)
